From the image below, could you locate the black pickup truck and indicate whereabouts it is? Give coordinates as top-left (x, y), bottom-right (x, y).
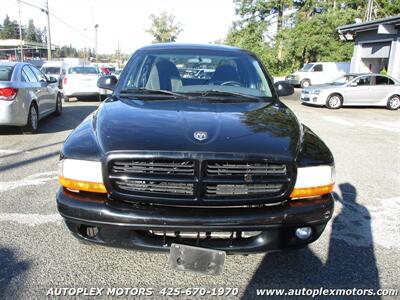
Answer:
top-left (57, 44), bottom-right (334, 274)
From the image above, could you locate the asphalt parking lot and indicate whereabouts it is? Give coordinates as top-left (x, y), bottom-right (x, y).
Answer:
top-left (0, 91), bottom-right (399, 299)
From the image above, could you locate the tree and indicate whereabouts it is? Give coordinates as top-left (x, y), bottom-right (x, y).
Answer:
top-left (226, 0), bottom-right (400, 76)
top-left (146, 11), bottom-right (182, 43)
top-left (0, 15), bottom-right (18, 39)
top-left (27, 19), bottom-right (38, 42)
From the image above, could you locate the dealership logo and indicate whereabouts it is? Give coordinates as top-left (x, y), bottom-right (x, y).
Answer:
top-left (193, 131), bottom-right (208, 141)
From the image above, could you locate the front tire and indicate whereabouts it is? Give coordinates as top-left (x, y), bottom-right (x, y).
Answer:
top-left (55, 94), bottom-right (62, 116)
top-left (22, 103), bottom-right (39, 134)
top-left (387, 95), bottom-right (400, 110)
top-left (300, 79), bottom-right (311, 88)
top-left (326, 94), bottom-right (343, 109)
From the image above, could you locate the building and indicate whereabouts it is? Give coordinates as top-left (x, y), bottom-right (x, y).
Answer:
top-left (337, 15), bottom-right (400, 80)
top-left (0, 39), bottom-right (54, 61)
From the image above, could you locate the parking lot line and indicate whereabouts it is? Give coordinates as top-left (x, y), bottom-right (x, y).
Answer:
top-left (0, 171), bottom-right (57, 192)
top-left (322, 116), bottom-right (355, 126)
top-left (0, 149), bottom-right (30, 155)
top-left (0, 213), bottom-right (62, 226)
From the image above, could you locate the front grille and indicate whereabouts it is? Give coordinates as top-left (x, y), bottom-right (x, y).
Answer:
top-left (112, 160), bottom-right (194, 175)
top-left (107, 156), bottom-right (291, 204)
top-left (115, 180), bottom-right (194, 195)
top-left (206, 183), bottom-right (283, 196)
top-left (109, 158), bottom-right (196, 199)
top-left (207, 161), bottom-right (286, 177)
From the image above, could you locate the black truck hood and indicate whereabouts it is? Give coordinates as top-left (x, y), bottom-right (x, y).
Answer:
top-left (93, 98), bottom-right (301, 160)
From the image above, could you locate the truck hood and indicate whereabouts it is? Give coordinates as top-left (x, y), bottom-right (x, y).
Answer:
top-left (94, 98), bottom-right (301, 160)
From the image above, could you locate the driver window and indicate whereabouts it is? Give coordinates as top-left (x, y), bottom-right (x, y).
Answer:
top-left (312, 64), bottom-right (323, 72)
top-left (22, 66), bottom-right (38, 82)
top-left (29, 66), bottom-right (47, 82)
top-left (355, 76), bottom-right (371, 86)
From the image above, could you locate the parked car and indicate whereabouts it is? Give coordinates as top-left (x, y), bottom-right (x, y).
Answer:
top-left (62, 65), bottom-right (108, 102)
top-left (300, 73), bottom-right (400, 110)
top-left (57, 44), bottom-right (334, 274)
top-left (40, 61), bottom-right (68, 89)
top-left (286, 62), bottom-right (350, 88)
top-left (0, 62), bottom-right (62, 133)
top-left (113, 69), bottom-right (123, 79)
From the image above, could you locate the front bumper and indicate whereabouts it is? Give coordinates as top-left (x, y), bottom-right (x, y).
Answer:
top-left (300, 92), bottom-right (324, 105)
top-left (57, 188), bottom-right (334, 254)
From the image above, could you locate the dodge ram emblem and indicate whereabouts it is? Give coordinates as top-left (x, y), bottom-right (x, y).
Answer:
top-left (194, 131), bottom-right (208, 141)
top-left (244, 174), bottom-right (253, 183)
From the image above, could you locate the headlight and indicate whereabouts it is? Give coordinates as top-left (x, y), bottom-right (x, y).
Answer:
top-left (58, 159), bottom-right (107, 193)
top-left (290, 165), bottom-right (334, 199)
top-left (310, 90), bottom-right (320, 94)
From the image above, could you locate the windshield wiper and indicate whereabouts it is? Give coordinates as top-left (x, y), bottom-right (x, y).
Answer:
top-left (189, 90), bottom-right (263, 102)
top-left (119, 88), bottom-right (189, 99)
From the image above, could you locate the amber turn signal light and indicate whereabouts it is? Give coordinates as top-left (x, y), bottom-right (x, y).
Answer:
top-left (290, 183), bottom-right (334, 199)
top-left (59, 176), bottom-right (107, 194)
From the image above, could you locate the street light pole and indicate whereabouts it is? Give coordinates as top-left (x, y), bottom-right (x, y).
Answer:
top-left (94, 24), bottom-right (99, 63)
top-left (45, 0), bottom-right (52, 60)
top-left (17, 0), bottom-right (23, 61)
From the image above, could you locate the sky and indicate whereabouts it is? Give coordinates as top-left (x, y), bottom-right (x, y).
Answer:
top-left (0, 0), bottom-right (237, 54)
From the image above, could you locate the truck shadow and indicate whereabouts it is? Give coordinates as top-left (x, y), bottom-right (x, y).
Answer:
top-left (0, 104), bottom-right (98, 135)
top-left (0, 247), bottom-right (30, 298)
top-left (243, 183), bottom-right (381, 299)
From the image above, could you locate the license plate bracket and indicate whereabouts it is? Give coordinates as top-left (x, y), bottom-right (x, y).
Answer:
top-left (168, 243), bottom-right (226, 275)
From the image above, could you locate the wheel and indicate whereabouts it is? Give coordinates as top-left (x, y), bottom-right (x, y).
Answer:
top-left (64, 95), bottom-right (70, 102)
top-left (300, 79), bottom-right (311, 88)
top-left (54, 94), bottom-right (62, 116)
top-left (387, 95), bottom-right (400, 110)
top-left (326, 94), bottom-right (343, 109)
top-left (22, 103), bottom-right (39, 134)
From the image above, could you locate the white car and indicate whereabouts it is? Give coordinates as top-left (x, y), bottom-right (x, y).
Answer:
top-left (286, 62), bottom-right (350, 88)
top-left (62, 65), bottom-right (108, 102)
top-left (300, 73), bottom-right (400, 110)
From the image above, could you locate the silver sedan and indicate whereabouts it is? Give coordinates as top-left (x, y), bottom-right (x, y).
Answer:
top-left (300, 73), bottom-right (400, 110)
top-left (0, 62), bottom-right (63, 133)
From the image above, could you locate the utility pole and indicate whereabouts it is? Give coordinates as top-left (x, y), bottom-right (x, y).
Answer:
top-left (365, 0), bottom-right (375, 22)
top-left (117, 40), bottom-right (121, 69)
top-left (94, 24), bottom-right (99, 62)
top-left (17, 0), bottom-right (23, 61)
top-left (45, 0), bottom-right (52, 60)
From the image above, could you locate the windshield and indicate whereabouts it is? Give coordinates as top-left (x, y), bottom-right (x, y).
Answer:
top-left (300, 63), bottom-right (314, 72)
top-left (69, 67), bottom-right (98, 74)
top-left (119, 49), bottom-right (273, 99)
top-left (0, 66), bottom-right (13, 81)
top-left (330, 74), bottom-right (358, 85)
top-left (41, 67), bottom-right (61, 75)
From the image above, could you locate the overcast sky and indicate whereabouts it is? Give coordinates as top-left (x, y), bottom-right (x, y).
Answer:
top-left (0, 0), bottom-right (237, 54)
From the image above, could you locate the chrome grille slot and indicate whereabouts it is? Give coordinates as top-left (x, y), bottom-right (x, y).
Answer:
top-left (112, 160), bottom-right (194, 175)
top-left (206, 183), bottom-right (283, 196)
top-left (115, 180), bottom-right (194, 195)
top-left (207, 162), bottom-right (287, 177)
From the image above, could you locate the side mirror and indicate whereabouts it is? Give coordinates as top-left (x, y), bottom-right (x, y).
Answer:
top-left (349, 82), bottom-right (357, 87)
top-left (47, 76), bottom-right (58, 84)
top-left (97, 75), bottom-right (118, 91)
top-left (274, 81), bottom-right (294, 97)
